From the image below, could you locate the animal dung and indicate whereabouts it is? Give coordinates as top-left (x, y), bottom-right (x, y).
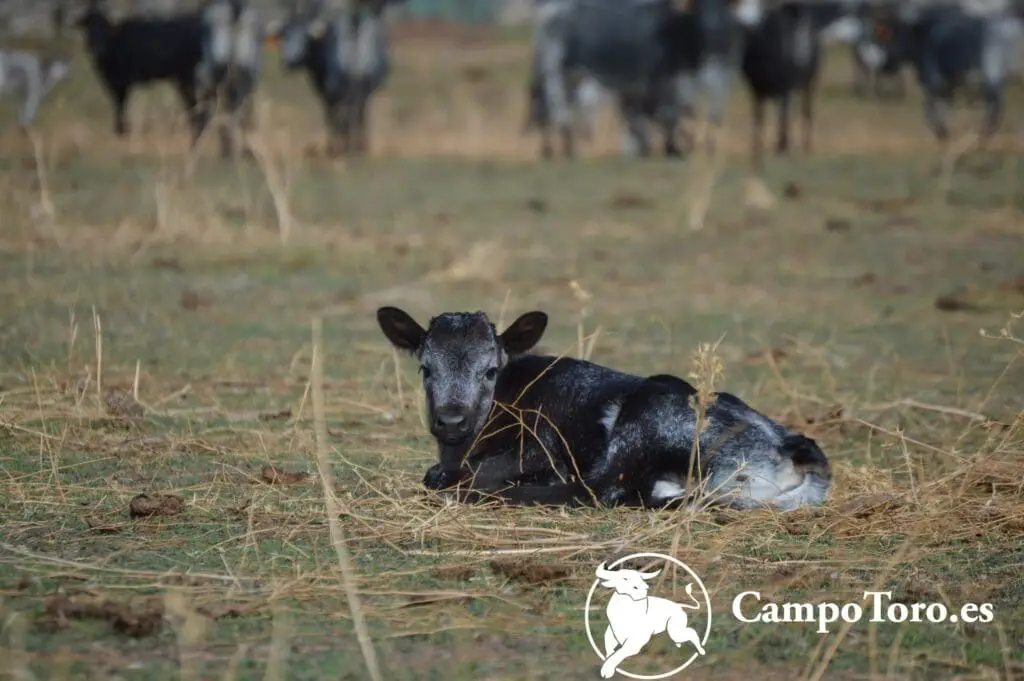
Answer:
top-left (260, 465), bottom-right (312, 485)
top-left (105, 390), bottom-right (145, 419)
top-left (128, 493), bottom-right (185, 519)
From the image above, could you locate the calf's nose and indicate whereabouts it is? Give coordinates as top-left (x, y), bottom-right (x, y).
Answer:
top-left (433, 408), bottom-right (469, 433)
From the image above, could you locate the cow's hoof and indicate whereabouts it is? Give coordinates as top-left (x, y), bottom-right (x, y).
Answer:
top-left (424, 464), bottom-right (464, 490)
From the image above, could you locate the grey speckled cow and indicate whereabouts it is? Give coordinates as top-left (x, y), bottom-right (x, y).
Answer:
top-left (268, 0), bottom-right (397, 158)
top-left (377, 306), bottom-right (833, 512)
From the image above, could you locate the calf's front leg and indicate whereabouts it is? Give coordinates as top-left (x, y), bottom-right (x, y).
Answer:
top-left (423, 440), bottom-right (590, 506)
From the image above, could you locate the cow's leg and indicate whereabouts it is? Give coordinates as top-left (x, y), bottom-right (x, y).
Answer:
top-left (353, 90), bottom-right (370, 157)
top-left (671, 71), bottom-right (699, 155)
top-left (538, 38), bottom-right (573, 159)
top-left (979, 42), bottom-right (1006, 146)
top-left (175, 78), bottom-right (206, 148)
top-left (881, 69), bottom-right (906, 101)
top-left (751, 95), bottom-right (766, 171)
top-left (218, 78), bottom-right (237, 159)
top-left (324, 101), bottom-right (343, 158)
top-left (560, 120), bottom-right (575, 159)
top-left (527, 73), bottom-right (555, 159)
top-left (425, 441), bottom-right (571, 498)
top-left (423, 452), bottom-right (591, 507)
top-left (222, 73), bottom-right (256, 160)
top-left (110, 84), bottom-right (131, 137)
top-left (600, 634), bottom-right (652, 679)
top-left (919, 61), bottom-right (953, 147)
top-left (540, 125), bottom-right (554, 160)
top-left (619, 97), bottom-right (651, 158)
top-left (575, 77), bottom-right (601, 143)
top-left (800, 81), bottom-right (815, 153)
top-left (852, 50), bottom-right (868, 97)
top-left (237, 78), bottom-right (257, 160)
top-left (340, 102), bottom-right (354, 157)
top-left (979, 80), bottom-right (1004, 146)
top-left (776, 93), bottom-right (792, 154)
top-left (654, 82), bottom-right (684, 158)
top-left (923, 89), bottom-right (952, 146)
top-left (603, 626), bottom-right (621, 657)
top-left (667, 620), bottom-right (706, 656)
top-left (701, 57), bottom-right (732, 155)
top-left (561, 75), bottom-right (579, 157)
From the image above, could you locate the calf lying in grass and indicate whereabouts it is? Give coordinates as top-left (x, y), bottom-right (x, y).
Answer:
top-left (377, 306), bottom-right (833, 511)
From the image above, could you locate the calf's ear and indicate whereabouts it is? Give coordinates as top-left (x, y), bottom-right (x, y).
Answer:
top-left (500, 311), bottom-right (548, 356)
top-left (377, 306), bottom-right (427, 353)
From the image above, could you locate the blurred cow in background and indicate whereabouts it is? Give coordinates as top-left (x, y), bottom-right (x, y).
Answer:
top-left (267, 0), bottom-right (398, 158)
top-left (197, 0), bottom-right (264, 158)
top-left (525, 0), bottom-right (765, 160)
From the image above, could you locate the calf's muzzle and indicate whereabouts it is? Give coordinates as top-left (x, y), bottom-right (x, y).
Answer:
top-left (431, 405), bottom-right (472, 444)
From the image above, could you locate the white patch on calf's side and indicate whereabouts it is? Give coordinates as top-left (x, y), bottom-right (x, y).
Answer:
top-left (599, 401), bottom-right (622, 435)
top-left (651, 479), bottom-right (687, 503)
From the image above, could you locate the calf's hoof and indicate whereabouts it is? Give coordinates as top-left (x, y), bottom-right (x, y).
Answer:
top-left (424, 464), bottom-right (464, 490)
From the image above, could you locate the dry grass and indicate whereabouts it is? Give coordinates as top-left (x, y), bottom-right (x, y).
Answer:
top-left (0, 19), bottom-right (1023, 681)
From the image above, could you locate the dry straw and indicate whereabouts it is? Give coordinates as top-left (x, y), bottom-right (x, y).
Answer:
top-left (310, 317), bottom-right (383, 681)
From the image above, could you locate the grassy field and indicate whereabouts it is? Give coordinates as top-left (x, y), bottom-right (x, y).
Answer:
top-left (1, 19), bottom-right (1023, 681)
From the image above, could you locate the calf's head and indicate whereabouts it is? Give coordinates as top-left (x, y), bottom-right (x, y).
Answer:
top-left (376, 306), bottom-right (547, 469)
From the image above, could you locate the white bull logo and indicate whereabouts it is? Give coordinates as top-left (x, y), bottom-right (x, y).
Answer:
top-left (595, 562), bottom-right (706, 679)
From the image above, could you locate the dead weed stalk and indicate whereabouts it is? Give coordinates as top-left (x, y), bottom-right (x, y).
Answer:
top-left (310, 317), bottom-right (382, 681)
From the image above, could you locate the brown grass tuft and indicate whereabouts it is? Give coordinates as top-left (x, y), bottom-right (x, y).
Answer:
top-left (42, 593), bottom-right (165, 638)
top-left (488, 558), bottom-right (572, 586)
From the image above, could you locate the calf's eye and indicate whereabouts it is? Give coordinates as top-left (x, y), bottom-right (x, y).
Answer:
top-left (484, 367), bottom-right (498, 381)
top-left (419, 366), bottom-right (432, 380)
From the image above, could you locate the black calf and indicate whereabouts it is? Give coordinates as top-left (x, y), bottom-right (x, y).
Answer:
top-left (74, 0), bottom-right (209, 144)
top-left (377, 306), bottom-right (833, 512)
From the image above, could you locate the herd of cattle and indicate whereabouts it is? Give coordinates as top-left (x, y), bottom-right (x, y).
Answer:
top-left (525, 0), bottom-right (1024, 165)
top-left (0, 0), bottom-right (1022, 166)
